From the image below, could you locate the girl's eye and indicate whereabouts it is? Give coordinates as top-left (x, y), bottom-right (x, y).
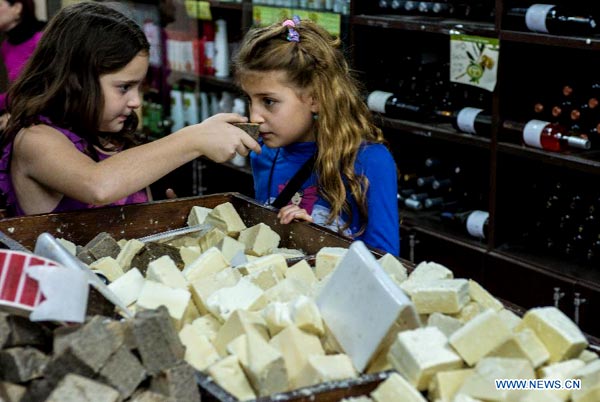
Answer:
top-left (263, 98), bottom-right (276, 107)
top-left (119, 85), bottom-right (131, 93)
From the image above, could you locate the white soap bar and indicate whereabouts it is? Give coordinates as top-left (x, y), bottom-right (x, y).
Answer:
top-left (182, 247), bottom-right (229, 283)
top-left (453, 301), bottom-right (483, 323)
top-left (571, 370), bottom-right (600, 402)
top-left (146, 255), bottom-right (188, 290)
top-left (262, 302), bottom-right (293, 336)
top-left (189, 267), bottom-right (241, 314)
top-left (289, 295), bottom-right (324, 336)
top-left (238, 223), bottom-right (281, 256)
top-left (450, 309), bottom-right (512, 366)
top-left (315, 247), bottom-right (347, 279)
top-left (237, 254), bottom-right (288, 278)
top-left (107, 267), bottom-right (145, 307)
top-left (517, 307), bottom-right (588, 363)
top-left (217, 236), bottom-right (246, 263)
top-left (378, 253), bottom-right (408, 285)
top-left (115, 239), bottom-right (145, 271)
top-left (205, 202), bottom-right (247, 237)
top-left (263, 278), bottom-right (312, 304)
top-left (285, 259), bottom-right (317, 286)
top-left (180, 246), bottom-right (202, 267)
top-left (245, 265), bottom-right (284, 291)
top-left (137, 280), bottom-right (191, 329)
top-left (388, 326), bottom-right (463, 390)
top-left (179, 324), bottom-right (220, 371)
top-left (187, 205), bottom-right (212, 226)
top-left (206, 278), bottom-right (264, 322)
top-left (412, 279), bottom-right (470, 314)
top-left (499, 308), bottom-right (523, 331)
top-left (295, 354), bottom-right (357, 389)
top-left (371, 372), bottom-right (427, 402)
top-left (207, 355), bottom-right (256, 401)
top-left (317, 241), bottom-right (420, 372)
top-left (269, 325), bottom-right (325, 389)
top-left (577, 350), bottom-right (599, 364)
top-left (90, 257), bottom-right (124, 282)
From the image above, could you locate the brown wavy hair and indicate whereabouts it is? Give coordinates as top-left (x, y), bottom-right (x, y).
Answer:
top-left (2, 2), bottom-right (149, 156)
top-left (234, 19), bottom-right (385, 235)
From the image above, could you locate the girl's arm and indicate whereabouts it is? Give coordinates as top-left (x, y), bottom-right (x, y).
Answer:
top-left (13, 113), bottom-right (260, 207)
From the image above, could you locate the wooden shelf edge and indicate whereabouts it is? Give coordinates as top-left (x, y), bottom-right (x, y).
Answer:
top-left (352, 14), bottom-right (496, 36)
top-left (199, 75), bottom-right (240, 92)
top-left (379, 116), bottom-right (491, 149)
top-left (209, 0), bottom-right (244, 10)
top-left (500, 30), bottom-right (600, 50)
top-left (497, 142), bottom-right (600, 175)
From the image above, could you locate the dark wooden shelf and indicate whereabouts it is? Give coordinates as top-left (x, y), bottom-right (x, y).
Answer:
top-left (497, 142), bottom-right (600, 176)
top-left (352, 14), bottom-right (496, 36)
top-left (491, 244), bottom-right (600, 292)
top-left (401, 208), bottom-right (489, 252)
top-left (209, 0), bottom-right (244, 10)
top-left (500, 30), bottom-right (600, 51)
top-left (378, 116), bottom-right (491, 149)
top-left (199, 75), bottom-right (240, 92)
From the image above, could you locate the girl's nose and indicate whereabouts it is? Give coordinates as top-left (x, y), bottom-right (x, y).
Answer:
top-left (128, 91), bottom-right (142, 109)
top-left (249, 108), bottom-right (264, 124)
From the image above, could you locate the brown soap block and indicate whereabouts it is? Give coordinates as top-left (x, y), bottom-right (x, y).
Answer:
top-left (131, 243), bottom-right (184, 274)
top-left (0, 347), bottom-right (48, 383)
top-left (150, 361), bottom-right (200, 402)
top-left (45, 374), bottom-right (120, 402)
top-left (80, 232), bottom-right (121, 261)
top-left (0, 381), bottom-right (26, 402)
top-left (4, 315), bottom-right (51, 349)
top-left (232, 122), bottom-right (260, 140)
top-left (97, 346), bottom-right (146, 399)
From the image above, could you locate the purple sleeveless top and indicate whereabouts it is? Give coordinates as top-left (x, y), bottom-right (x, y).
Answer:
top-left (1, 117), bottom-right (149, 216)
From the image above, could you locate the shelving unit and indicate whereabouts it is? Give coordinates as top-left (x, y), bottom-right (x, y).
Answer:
top-left (350, 0), bottom-right (600, 336)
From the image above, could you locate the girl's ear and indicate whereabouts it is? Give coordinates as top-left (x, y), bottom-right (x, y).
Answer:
top-left (11, 2), bottom-right (23, 18)
top-left (309, 94), bottom-right (320, 114)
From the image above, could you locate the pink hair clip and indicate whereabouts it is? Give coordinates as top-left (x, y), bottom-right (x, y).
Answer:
top-left (282, 15), bottom-right (301, 42)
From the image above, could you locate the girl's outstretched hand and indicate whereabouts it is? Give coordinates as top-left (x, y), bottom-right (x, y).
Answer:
top-left (278, 204), bottom-right (314, 224)
top-left (189, 113), bottom-right (261, 163)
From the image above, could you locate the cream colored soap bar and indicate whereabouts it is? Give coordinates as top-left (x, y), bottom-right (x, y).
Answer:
top-left (412, 279), bottom-right (470, 315)
top-left (182, 247), bottom-right (229, 283)
top-left (578, 350), bottom-right (599, 364)
top-left (490, 328), bottom-right (550, 368)
top-left (572, 370), bottom-right (600, 402)
top-left (244, 330), bottom-right (289, 396)
top-left (180, 246), bottom-right (202, 267)
top-left (388, 326), bottom-right (463, 390)
top-left (179, 324), bottom-right (220, 371)
top-left (315, 247), bottom-right (347, 279)
top-left (428, 368), bottom-right (474, 402)
top-left (269, 325), bottom-right (325, 389)
top-left (187, 205), bottom-right (212, 226)
top-left (285, 259), bottom-right (317, 286)
top-left (378, 253), bottom-right (408, 285)
top-left (468, 280), bottom-right (503, 312)
top-left (295, 354), bottom-right (357, 389)
top-left (506, 390), bottom-right (563, 402)
top-left (371, 372), bottom-right (427, 402)
top-left (189, 267), bottom-right (241, 314)
top-left (198, 227), bottom-right (227, 253)
top-left (213, 309), bottom-right (269, 357)
top-left (115, 239), bottom-right (145, 271)
top-left (449, 309), bottom-right (512, 366)
top-left (207, 278), bottom-right (264, 322)
top-left (217, 236), bottom-right (246, 263)
top-left (400, 261), bottom-right (453, 296)
top-left (191, 314), bottom-right (221, 343)
top-left (90, 257), bottom-right (124, 282)
top-left (238, 254), bottom-right (288, 278)
top-left (289, 295), bottom-right (324, 336)
top-left (245, 265), bottom-right (284, 291)
top-left (263, 278), bottom-right (312, 304)
top-left (57, 238), bottom-right (77, 255)
top-left (458, 357), bottom-right (534, 401)
top-left (146, 255), bottom-right (188, 290)
top-left (453, 301), bottom-right (482, 323)
top-left (207, 355), bottom-right (256, 401)
top-left (238, 223), bottom-right (281, 257)
top-left (517, 307), bottom-right (588, 363)
top-left (136, 280), bottom-right (191, 329)
top-left (499, 308), bottom-right (522, 331)
top-left (262, 302), bottom-right (293, 336)
top-left (427, 312), bottom-right (463, 338)
top-left (107, 267), bottom-right (145, 306)
top-left (205, 202), bottom-right (247, 237)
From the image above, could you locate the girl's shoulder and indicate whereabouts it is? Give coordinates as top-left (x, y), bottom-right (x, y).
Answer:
top-left (357, 142), bottom-right (394, 161)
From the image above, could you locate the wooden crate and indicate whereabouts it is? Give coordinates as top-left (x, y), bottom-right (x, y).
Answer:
top-left (0, 192), bottom-right (391, 401)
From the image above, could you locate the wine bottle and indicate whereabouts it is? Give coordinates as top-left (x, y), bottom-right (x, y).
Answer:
top-left (417, 1), bottom-right (433, 14)
top-left (505, 5), bottom-right (600, 36)
top-left (502, 119), bottom-right (590, 151)
top-left (441, 210), bottom-right (489, 239)
top-left (454, 107), bottom-right (492, 136)
top-left (404, 198), bottom-right (423, 210)
top-left (431, 2), bottom-right (454, 16)
top-left (367, 90), bottom-right (428, 120)
top-left (423, 196), bottom-right (459, 209)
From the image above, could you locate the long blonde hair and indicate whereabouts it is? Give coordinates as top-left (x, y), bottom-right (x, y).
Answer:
top-left (234, 19), bottom-right (385, 234)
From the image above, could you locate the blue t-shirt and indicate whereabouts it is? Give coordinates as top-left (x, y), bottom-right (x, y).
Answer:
top-left (250, 141), bottom-right (400, 256)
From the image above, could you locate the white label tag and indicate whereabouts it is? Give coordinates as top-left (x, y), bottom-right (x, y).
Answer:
top-left (525, 4), bottom-right (554, 33)
top-left (450, 34), bottom-right (500, 92)
top-left (466, 210), bottom-right (489, 239)
top-left (457, 107), bottom-right (483, 134)
top-left (367, 91), bottom-right (393, 114)
top-left (523, 119), bottom-right (546, 149)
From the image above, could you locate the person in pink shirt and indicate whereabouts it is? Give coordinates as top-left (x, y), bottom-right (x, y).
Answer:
top-left (0, 0), bottom-right (43, 115)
